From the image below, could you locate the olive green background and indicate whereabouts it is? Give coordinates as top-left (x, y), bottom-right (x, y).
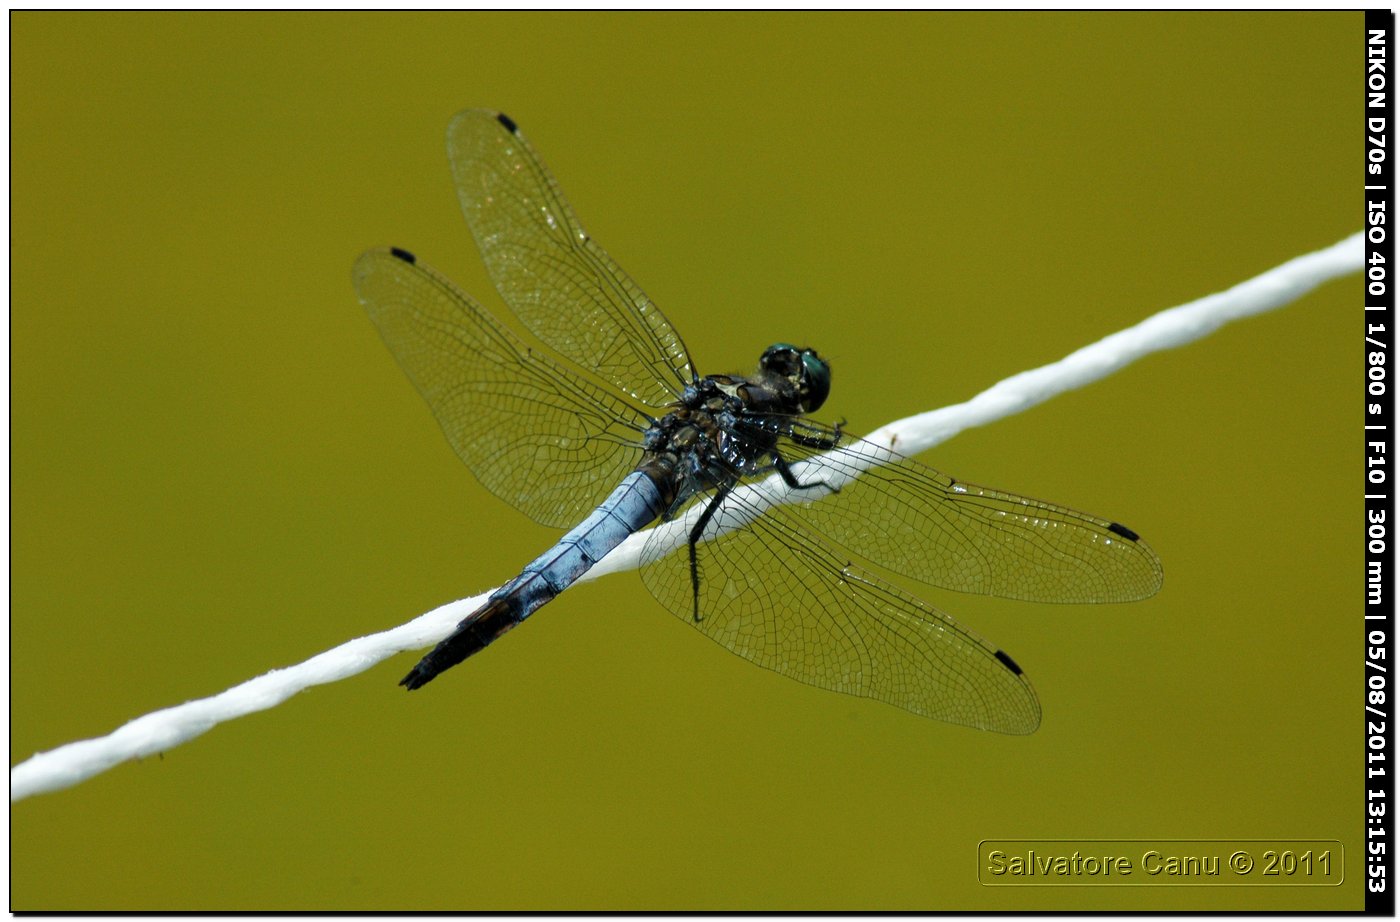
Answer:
top-left (12, 12), bottom-right (1363, 911)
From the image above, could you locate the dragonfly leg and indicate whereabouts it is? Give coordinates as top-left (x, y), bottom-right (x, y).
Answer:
top-left (771, 452), bottom-right (841, 495)
top-left (787, 417), bottom-right (844, 449)
top-left (687, 484), bottom-right (732, 622)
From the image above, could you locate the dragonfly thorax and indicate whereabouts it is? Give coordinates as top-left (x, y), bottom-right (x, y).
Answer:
top-left (638, 369), bottom-right (807, 518)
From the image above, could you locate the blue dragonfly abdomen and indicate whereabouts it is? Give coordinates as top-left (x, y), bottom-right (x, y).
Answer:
top-left (400, 471), bottom-right (669, 689)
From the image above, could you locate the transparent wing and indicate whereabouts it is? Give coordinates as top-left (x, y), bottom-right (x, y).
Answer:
top-left (639, 486), bottom-right (1041, 733)
top-left (353, 247), bottom-right (651, 529)
top-left (446, 109), bottom-right (694, 407)
top-left (771, 423), bottom-right (1163, 603)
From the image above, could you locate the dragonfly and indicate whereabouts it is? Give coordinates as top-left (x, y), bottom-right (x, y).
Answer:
top-left (353, 109), bottom-right (1163, 734)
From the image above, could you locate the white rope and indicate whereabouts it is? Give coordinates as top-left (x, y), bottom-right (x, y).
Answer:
top-left (10, 231), bottom-right (1363, 802)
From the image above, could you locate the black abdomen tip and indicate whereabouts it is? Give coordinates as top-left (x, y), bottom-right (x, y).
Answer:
top-left (400, 666), bottom-right (431, 690)
top-left (389, 247), bottom-right (416, 264)
top-left (496, 113), bottom-right (519, 134)
top-left (1107, 522), bottom-right (1140, 542)
top-left (994, 649), bottom-right (1024, 676)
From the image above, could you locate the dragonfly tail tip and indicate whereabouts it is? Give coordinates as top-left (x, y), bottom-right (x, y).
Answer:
top-left (399, 666), bottom-right (435, 691)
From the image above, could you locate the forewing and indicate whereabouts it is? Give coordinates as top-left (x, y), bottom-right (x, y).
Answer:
top-left (354, 247), bottom-right (650, 529)
top-left (446, 109), bottom-right (694, 406)
top-left (774, 425), bottom-right (1163, 603)
top-left (639, 487), bottom-right (1041, 733)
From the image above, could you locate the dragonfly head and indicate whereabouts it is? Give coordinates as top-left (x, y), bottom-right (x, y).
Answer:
top-left (760, 343), bottom-right (831, 414)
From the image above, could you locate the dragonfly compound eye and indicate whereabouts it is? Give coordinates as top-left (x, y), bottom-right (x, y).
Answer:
top-left (798, 349), bottom-right (831, 413)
